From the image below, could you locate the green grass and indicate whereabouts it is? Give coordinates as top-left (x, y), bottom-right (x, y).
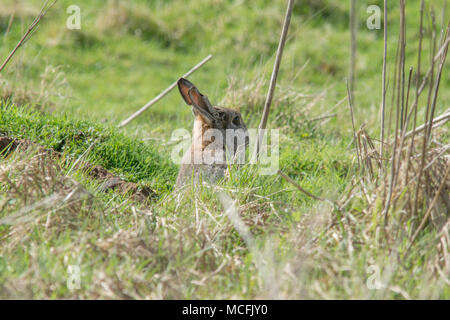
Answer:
top-left (2, 0), bottom-right (448, 137)
top-left (0, 0), bottom-right (448, 299)
top-left (0, 101), bottom-right (177, 190)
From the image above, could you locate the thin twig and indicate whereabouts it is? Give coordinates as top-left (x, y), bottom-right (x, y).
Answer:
top-left (413, 10), bottom-right (438, 218)
top-left (118, 54), bottom-right (213, 128)
top-left (0, 0), bottom-right (57, 73)
top-left (425, 23), bottom-right (449, 143)
top-left (393, 67), bottom-right (413, 188)
top-left (404, 110), bottom-right (450, 139)
top-left (255, 0), bottom-right (295, 159)
top-left (387, 34), bottom-right (401, 141)
top-left (307, 113), bottom-right (337, 122)
top-left (399, 0), bottom-right (407, 132)
top-left (380, 0), bottom-right (388, 169)
top-left (404, 0), bottom-right (425, 187)
top-left (347, 81), bottom-right (361, 168)
top-left (403, 67), bottom-right (413, 131)
top-left (349, 0), bottom-right (357, 106)
top-left (383, 0), bottom-right (407, 229)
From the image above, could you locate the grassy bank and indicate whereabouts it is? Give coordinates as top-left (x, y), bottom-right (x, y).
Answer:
top-left (0, 0), bottom-right (448, 299)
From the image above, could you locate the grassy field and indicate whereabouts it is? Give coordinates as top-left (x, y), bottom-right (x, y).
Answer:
top-left (0, 0), bottom-right (448, 299)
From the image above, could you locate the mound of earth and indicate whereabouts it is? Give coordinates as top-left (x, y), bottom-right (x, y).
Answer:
top-left (0, 136), bottom-right (156, 202)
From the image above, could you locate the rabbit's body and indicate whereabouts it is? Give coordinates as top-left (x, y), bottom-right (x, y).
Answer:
top-left (176, 78), bottom-right (248, 187)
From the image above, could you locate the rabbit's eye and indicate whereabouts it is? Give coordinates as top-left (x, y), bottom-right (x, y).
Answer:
top-left (232, 116), bottom-right (240, 126)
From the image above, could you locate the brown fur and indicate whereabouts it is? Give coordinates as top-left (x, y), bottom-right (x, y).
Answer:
top-left (176, 78), bottom-right (248, 187)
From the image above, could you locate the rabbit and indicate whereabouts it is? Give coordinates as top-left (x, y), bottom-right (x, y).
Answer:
top-left (176, 78), bottom-right (248, 187)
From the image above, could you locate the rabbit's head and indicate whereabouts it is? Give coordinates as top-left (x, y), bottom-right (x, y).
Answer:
top-left (177, 78), bottom-right (248, 158)
top-left (177, 78), bottom-right (247, 132)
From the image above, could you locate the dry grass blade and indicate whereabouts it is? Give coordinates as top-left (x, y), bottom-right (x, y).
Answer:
top-left (278, 170), bottom-right (341, 209)
top-left (0, 0), bottom-right (57, 73)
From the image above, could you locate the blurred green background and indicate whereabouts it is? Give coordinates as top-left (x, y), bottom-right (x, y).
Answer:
top-left (1, 0), bottom-right (448, 142)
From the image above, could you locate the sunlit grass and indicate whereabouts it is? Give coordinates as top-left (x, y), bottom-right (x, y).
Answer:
top-left (0, 0), bottom-right (448, 299)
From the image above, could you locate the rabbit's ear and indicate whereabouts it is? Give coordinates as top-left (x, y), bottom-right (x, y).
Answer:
top-left (178, 78), bottom-right (195, 105)
top-left (178, 78), bottom-right (217, 125)
top-left (178, 78), bottom-right (210, 110)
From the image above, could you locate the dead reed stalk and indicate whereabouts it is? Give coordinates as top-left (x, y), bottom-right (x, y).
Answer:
top-left (347, 0), bottom-right (449, 247)
top-left (255, 0), bottom-right (295, 159)
top-left (380, 0), bottom-right (388, 168)
top-left (349, 0), bottom-right (357, 106)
